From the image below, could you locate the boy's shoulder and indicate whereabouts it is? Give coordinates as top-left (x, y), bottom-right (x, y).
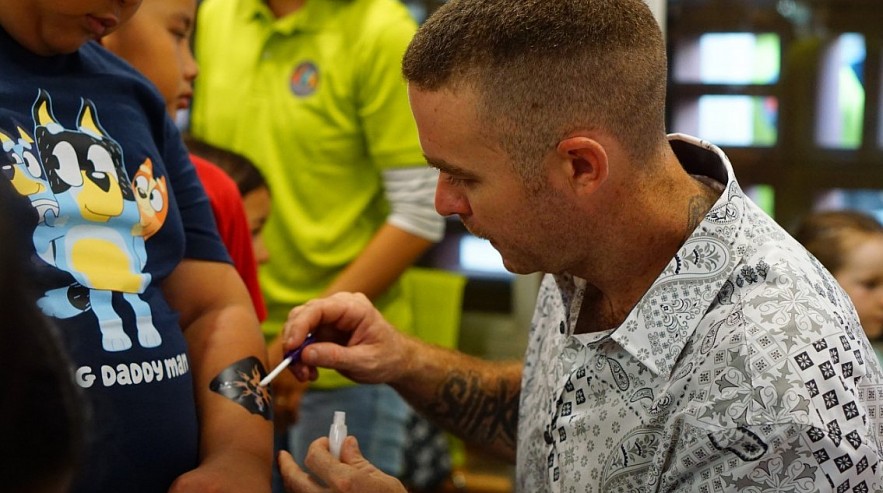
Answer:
top-left (79, 41), bottom-right (150, 81)
top-left (0, 32), bottom-right (157, 98)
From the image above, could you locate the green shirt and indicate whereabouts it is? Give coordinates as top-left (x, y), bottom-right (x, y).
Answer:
top-left (191, 0), bottom-right (423, 388)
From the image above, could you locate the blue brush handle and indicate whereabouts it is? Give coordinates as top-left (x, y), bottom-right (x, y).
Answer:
top-left (282, 333), bottom-right (317, 363)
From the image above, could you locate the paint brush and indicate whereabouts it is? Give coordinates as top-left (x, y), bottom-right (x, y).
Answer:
top-left (259, 333), bottom-right (317, 387)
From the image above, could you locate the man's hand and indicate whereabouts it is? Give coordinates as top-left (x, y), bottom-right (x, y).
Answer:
top-left (282, 292), bottom-right (415, 386)
top-left (278, 437), bottom-right (407, 493)
top-left (280, 293), bottom-right (521, 463)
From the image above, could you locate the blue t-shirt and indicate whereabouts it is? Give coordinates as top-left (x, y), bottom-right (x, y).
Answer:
top-left (0, 27), bottom-right (229, 492)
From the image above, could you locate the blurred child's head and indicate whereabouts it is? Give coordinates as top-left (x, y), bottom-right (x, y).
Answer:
top-left (241, 184), bottom-right (272, 265)
top-left (794, 210), bottom-right (883, 339)
top-left (0, 0), bottom-right (142, 56)
top-left (184, 136), bottom-right (272, 264)
top-left (101, 0), bottom-right (198, 116)
top-left (0, 183), bottom-right (87, 493)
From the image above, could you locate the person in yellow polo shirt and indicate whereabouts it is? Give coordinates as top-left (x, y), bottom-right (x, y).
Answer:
top-left (188, 0), bottom-right (444, 486)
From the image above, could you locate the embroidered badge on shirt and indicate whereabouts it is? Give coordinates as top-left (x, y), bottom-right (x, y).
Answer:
top-left (290, 61), bottom-right (319, 97)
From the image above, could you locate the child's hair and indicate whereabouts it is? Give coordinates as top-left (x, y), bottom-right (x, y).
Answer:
top-left (793, 210), bottom-right (883, 273)
top-left (183, 135), bottom-right (267, 196)
top-left (0, 185), bottom-right (87, 493)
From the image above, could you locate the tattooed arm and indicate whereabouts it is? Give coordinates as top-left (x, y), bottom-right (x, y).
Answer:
top-left (163, 259), bottom-right (273, 492)
top-left (394, 346), bottom-right (521, 461)
top-left (283, 292), bottom-right (522, 462)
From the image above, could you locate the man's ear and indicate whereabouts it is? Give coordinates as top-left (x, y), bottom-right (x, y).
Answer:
top-left (556, 136), bottom-right (608, 195)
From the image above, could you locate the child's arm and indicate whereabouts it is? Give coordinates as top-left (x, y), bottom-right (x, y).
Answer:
top-left (163, 259), bottom-right (273, 492)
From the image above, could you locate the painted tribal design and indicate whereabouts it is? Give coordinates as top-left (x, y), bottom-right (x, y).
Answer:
top-left (209, 356), bottom-right (272, 419)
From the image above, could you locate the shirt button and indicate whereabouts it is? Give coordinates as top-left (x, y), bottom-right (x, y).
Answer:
top-left (544, 429), bottom-right (554, 444)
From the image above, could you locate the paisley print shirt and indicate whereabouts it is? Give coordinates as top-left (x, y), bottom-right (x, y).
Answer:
top-left (517, 134), bottom-right (883, 493)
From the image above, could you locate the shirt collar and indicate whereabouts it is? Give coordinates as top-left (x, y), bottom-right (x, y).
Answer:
top-left (559, 134), bottom-right (751, 379)
top-left (239, 0), bottom-right (321, 34)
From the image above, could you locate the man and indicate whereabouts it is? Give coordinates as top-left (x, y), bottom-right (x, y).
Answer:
top-left (278, 0), bottom-right (883, 491)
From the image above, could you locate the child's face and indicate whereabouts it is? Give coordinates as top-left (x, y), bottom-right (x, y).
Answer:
top-left (242, 186), bottom-right (272, 265)
top-left (2, 0), bottom-right (142, 55)
top-left (835, 233), bottom-right (883, 340)
top-left (101, 0), bottom-right (198, 116)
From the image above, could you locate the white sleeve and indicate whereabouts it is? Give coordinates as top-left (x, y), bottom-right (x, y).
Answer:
top-left (382, 166), bottom-right (445, 242)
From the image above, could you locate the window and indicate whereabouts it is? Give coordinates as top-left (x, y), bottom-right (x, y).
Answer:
top-left (816, 33), bottom-right (866, 149)
top-left (670, 30), bottom-right (783, 147)
top-left (668, 0), bottom-right (883, 226)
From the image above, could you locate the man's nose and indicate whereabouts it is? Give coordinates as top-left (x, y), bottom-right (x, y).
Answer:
top-left (434, 175), bottom-right (470, 217)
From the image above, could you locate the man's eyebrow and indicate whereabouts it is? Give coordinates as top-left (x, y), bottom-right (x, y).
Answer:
top-left (424, 156), bottom-right (477, 178)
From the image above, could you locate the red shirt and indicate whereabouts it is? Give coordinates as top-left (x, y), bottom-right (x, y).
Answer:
top-left (191, 153), bottom-right (267, 321)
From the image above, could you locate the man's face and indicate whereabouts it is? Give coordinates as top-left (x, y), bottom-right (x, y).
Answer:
top-left (11, 0), bottom-right (142, 55)
top-left (408, 85), bottom-right (580, 275)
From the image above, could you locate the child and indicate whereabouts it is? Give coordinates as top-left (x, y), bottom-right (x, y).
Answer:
top-left (183, 136), bottom-right (272, 267)
top-left (794, 210), bottom-right (883, 365)
top-left (0, 181), bottom-right (86, 493)
top-left (102, 0), bottom-right (269, 323)
top-left (0, 2), bottom-right (272, 492)
top-left (102, 2), bottom-right (307, 486)
top-left (189, 140), bottom-right (270, 319)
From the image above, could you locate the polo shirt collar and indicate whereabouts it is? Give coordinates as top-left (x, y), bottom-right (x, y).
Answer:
top-left (240, 0), bottom-right (324, 34)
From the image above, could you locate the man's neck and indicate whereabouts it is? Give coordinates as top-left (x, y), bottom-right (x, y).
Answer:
top-left (573, 150), bottom-right (722, 334)
top-left (267, 0), bottom-right (306, 18)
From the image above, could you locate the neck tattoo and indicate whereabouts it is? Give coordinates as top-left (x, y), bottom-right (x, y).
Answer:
top-left (685, 175), bottom-right (723, 240)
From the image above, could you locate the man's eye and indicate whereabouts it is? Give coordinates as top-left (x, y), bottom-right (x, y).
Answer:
top-left (446, 174), bottom-right (467, 186)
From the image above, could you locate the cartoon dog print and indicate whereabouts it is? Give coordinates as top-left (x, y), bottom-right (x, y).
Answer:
top-left (29, 89), bottom-right (161, 352)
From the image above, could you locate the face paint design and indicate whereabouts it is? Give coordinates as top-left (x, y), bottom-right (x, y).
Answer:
top-left (209, 356), bottom-right (272, 419)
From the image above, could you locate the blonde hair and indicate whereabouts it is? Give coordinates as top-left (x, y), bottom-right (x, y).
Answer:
top-left (793, 210), bottom-right (883, 273)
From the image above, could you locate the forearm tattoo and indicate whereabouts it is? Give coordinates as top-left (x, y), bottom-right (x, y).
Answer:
top-left (209, 356), bottom-right (272, 420)
top-left (427, 371), bottom-right (519, 449)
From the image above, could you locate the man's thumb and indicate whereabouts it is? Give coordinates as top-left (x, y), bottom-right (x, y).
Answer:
top-left (339, 436), bottom-right (365, 464)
